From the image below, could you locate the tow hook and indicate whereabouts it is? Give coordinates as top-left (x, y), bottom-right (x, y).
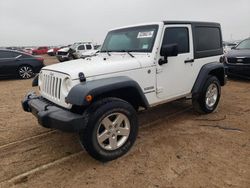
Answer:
top-left (44, 104), bottom-right (53, 111)
top-left (21, 91), bottom-right (38, 112)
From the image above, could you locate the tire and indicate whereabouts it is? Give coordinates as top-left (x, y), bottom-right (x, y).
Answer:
top-left (79, 98), bottom-right (138, 162)
top-left (192, 76), bottom-right (221, 114)
top-left (58, 58), bottom-right (64, 62)
top-left (18, 65), bottom-right (34, 79)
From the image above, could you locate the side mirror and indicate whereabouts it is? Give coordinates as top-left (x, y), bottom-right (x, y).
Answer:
top-left (231, 46), bottom-right (236, 50)
top-left (159, 44), bottom-right (178, 65)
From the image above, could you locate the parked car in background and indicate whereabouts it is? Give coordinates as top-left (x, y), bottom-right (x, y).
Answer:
top-left (47, 47), bottom-right (60, 56)
top-left (71, 43), bottom-right (94, 59)
top-left (23, 48), bottom-right (34, 54)
top-left (56, 46), bottom-right (72, 62)
top-left (223, 38), bottom-right (250, 79)
top-left (56, 43), bottom-right (94, 62)
top-left (32, 47), bottom-right (49, 55)
top-left (223, 41), bottom-right (237, 53)
top-left (0, 49), bottom-right (44, 79)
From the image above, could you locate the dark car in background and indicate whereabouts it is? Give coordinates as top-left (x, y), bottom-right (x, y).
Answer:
top-left (223, 38), bottom-right (250, 79)
top-left (0, 49), bottom-right (44, 79)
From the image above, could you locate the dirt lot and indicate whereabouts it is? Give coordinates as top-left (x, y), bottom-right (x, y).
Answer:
top-left (0, 55), bottom-right (249, 188)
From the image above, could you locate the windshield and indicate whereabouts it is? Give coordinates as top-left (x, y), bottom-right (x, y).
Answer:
top-left (101, 25), bottom-right (159, 53)
top-left (236, 39), bottom-right (250, 49)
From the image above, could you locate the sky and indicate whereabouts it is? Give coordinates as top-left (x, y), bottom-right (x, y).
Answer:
top-left (0, 0), bottom-right (250, 46)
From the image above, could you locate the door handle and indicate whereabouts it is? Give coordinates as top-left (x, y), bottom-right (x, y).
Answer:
top-left (184, 59), bottom-right (194, 63)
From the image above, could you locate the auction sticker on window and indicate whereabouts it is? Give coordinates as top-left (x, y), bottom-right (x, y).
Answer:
top-left (137, 31), bottom-right (154, 38)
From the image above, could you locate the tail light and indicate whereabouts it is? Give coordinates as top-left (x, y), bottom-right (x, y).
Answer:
top-left (36, 57), bottom-right (45, 66)
top-left (36, 57), bottom-right (44, 62)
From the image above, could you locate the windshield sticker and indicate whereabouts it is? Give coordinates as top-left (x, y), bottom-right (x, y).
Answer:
top-left (137, 31), bottom-right (154, 38)
top-left (142, 44), bottom-right (149, 49)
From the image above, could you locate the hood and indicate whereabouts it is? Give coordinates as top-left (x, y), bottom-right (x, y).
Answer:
top-left (42, 54), bottom-right (147, 80)
top-left (225, 49), bottom-right (250, 58)
top-left (58, 47), bottom-right (70, 52)
top-left (47, 49), bottom-right (54, 53)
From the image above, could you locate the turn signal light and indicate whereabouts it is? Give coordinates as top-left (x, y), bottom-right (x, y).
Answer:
top-left (85, 95), bottom-right (93, 102)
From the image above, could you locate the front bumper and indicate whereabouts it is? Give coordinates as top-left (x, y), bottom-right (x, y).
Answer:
top-left (224, 64), bottom-right (250, 79)
top-left (56, 55), bottom-right (69, 62)
top-left (22, 92), bottom-right (86, 132)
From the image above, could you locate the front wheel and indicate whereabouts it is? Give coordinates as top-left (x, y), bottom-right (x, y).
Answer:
top-left (193, 76), bottom-right (221, 114)
top-left (18, 65), bottom-right (34, 79)
top-left (79, 98), bottom-right (138, 162)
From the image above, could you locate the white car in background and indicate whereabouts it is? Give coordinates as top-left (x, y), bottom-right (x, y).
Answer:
top-left (79, 46), bottom-right (101, 59)
top-left (56, 46), bottom-right (71, 62)
top-left (72, 43), bottom-right (95, 59)
top-left (56, 43), bottom-right (95, 62)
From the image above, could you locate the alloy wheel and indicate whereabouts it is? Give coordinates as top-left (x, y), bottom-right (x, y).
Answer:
top-left (97, 113), bottom-right (131, 151)
top-left (19, 66), bottom-right (33, 79)
top-left (205, 83), bottom-right (218, 108)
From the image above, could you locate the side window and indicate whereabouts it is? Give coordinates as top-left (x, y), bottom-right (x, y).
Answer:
top-left (0, 51), bottom-right (15, 58)
top-left (195, 27), bottom-right (221, 51)
top-left (12, 52), bottom-right (23, 58)
top-left (162, 27), bottom-right (189, 54)
top-left (86, 45), bottom-right (92, 50)
top-left (78, 45), bottom-right (85, 50)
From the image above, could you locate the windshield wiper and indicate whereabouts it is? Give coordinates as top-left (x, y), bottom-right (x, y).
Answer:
top-left (120, 50), bottom-right (134, 58)
top-left (101, 49), bottom-right (111, 56)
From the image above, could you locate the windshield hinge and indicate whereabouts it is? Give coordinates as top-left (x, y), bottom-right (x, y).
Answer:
top-left (156, 68), bottom-right (163, 74)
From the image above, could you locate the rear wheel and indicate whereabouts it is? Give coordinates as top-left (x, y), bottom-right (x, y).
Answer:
top-left (79, 98), bottom-right (138, 162)
top-left (18, 65), bottom-right (34, 79)
top-left (193, 76), bottom-right (221, 114)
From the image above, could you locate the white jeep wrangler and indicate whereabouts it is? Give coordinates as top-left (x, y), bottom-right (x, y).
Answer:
top-left (22, 21), bottom-right (226, 162)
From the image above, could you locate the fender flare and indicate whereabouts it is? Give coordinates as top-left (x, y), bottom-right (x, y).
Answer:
top-left (192, 62), bottom-right (226, 98)
top-left (66, 76), bottom-right (149, 108)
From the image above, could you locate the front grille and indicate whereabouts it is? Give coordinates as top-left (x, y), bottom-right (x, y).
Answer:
top-left (39, 70), bottom-right (72, 109)
top-left (41, 73), bottom-right (62, 101)
top-left (227, 57), bottom-right (250, 64)
top-left (57, 51), bottom-right (68, 56)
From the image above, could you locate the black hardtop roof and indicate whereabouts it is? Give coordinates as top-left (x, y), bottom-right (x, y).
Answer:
top-left (163, 21), bottom-right (221, 27)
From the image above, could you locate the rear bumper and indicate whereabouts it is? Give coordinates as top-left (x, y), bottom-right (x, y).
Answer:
top-left (22, 92), bottom-right (86, 132)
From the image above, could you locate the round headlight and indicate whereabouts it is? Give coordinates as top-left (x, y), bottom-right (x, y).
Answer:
top-left (64, 77), bottom-right (72, 92)
top-left (38, 72), bottom-right (43, 85)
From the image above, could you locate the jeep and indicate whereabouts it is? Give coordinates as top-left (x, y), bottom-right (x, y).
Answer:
top-left (22, 21), bottom-right (226, 162)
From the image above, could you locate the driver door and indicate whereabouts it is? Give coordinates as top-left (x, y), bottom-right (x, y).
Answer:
top-left (156, 24), bottom-right (194, 100)
top-left (0, 51), bottom-right (17, 76)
